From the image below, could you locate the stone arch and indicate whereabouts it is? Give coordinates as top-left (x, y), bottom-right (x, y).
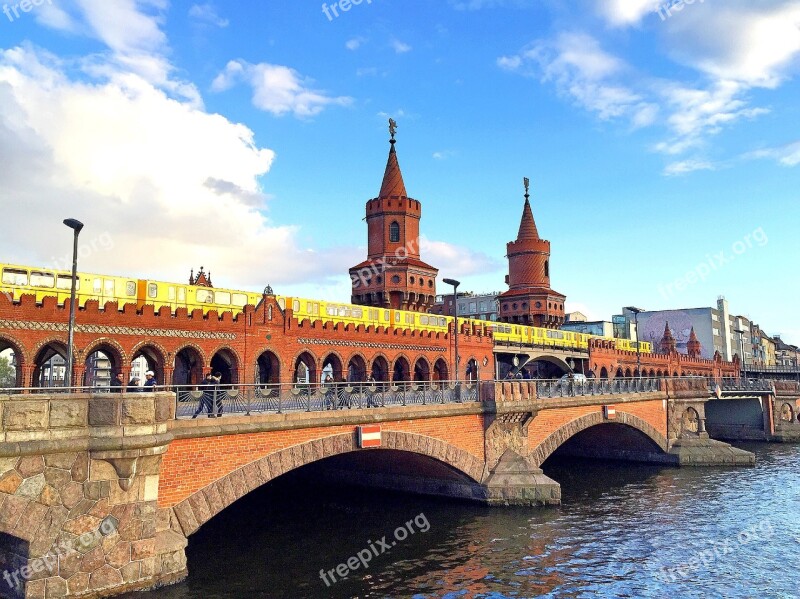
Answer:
top-left (170, 431), bottom-right (485, 537)
top-left (82, 338), bottom-right (126, 387)
top-left (0, 333), bottom-right (27, 388)
top-left (599, 367), bottom-right (609, 379)
top-left (529, 411), bottom-right (669, 467)
top-left (321, 352), bottom-right (344, 383)
top-left (683, 407), bottom-right (700, 434)
top-left (346, 353), bottom-right (368, 382)
top-left (615, 367), bottom-right (624, 378)
top-left (433, 357), bottom-right (449, 381)
top-left (210, 346), bottom-right (241, 385)
top-left (130, 342), bottom-right (167, 386)
top-left (369, 354), bottom-right (390, 382)
top-left (174, 344), bottom-right (206, 386)
top-left (293, 351), bottom-right (317, 385)
top-left (624, 368), bottom-right (632, 378)
top-left (780, 403), bottom-right (795, 422)
top-left (392, 355), bottom-right (411, 382)
top-left (465, 357), bottom-right (479, 382)
top-left (255, 349), bottom-right (281, 385)
top-left (32, 338), bottom-right (70, 388)
top-left (527, 354), bottom-right (571, 375)
top-left (413, 356), bottom-right (431, 382)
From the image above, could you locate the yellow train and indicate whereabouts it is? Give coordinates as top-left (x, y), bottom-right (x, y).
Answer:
top-left (1, 261), bottom-right (650, 353)
top-left (0, 263), bottom-right (263, 315)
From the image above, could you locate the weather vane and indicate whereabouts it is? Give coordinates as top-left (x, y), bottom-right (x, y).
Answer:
top-left (389, 118), bottom-right (397, 141)
top-left (523, 177), bottom-right (530, 196)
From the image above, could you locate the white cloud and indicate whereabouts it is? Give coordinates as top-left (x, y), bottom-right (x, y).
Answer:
top-left (420, 237), bottom-right (503, 278)
top-left (432, 150), bottom-right (455, 160)
top-left (345, 37), bottom-right (365, 51)
top-left (449, 0), bottom-right (534, 10)
top-left (745, 141), bottom-right (800, 166)
top-left (188, 3), bottom-right (229, 28)
top-left (595, 0), bottom-right (659, 27)
top-left (212, 60), bottom-right (352, 118)
top-left (663, 159), bottom-right (715, 176)
top-left (390, 39), bottom-right (412, 54)
top-left (0, 45), bottom-right (355, 288)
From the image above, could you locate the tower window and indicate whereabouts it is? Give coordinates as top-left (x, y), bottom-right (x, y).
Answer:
top-left (390, 221), bottom-right (400, 243)
top-left (544, 260), bottom-right (550, 277)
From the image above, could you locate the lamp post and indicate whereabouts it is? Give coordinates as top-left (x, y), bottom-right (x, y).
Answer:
top-left (63, 219), bottom-right (84, 389)
top-left (625, 306), bottom-right (644, 378)
top-left (734, 328), bottom-right (747, 383)
top-left (443, 278), bottom-right (461, 384)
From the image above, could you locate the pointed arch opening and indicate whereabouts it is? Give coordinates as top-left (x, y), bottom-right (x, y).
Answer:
top-left (256, 351), bottom-right (280, 385)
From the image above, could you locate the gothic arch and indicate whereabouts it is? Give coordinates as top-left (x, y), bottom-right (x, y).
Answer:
top-left (83, 338), bottom-right (128, 366)
top-left (529, 411), bottom-right (669, 467)
top-left (254, 349), bottom-right (282, 385)
top-left (0, 333), bottom-right (28, 364)
top-left (173, 343), bottom-right (207, 368)
top-left (170, 431), bottom-right (485, 537)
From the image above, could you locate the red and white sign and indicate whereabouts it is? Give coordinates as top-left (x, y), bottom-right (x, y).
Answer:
top-left (603, 405), bottom-right (617, 420)
top-left (358, 425), bottom-right (382, 448)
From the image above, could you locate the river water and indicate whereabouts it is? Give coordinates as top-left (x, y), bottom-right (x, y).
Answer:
top-left (132, 443), bottom-right (800, 599)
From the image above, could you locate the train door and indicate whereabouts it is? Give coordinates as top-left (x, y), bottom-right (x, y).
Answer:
top-left (91, 277), bottom-right (116, 305)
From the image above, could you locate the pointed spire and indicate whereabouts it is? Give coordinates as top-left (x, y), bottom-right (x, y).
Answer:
top-left (379, 128), bottom-right (408, 198)
top-left (516, 178), bottom-right (539, 240)
top-left (687, 326), bottom-right (702, 357)
top-left (659, 321), bottom-right (677, 354)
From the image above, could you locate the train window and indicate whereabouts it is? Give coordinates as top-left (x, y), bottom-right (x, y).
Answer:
top-left (2, 268), bottom-right (27, 286)
top-left (338, 306), bottom-right (348, 317)
top-left (368, 309), bottom-right (378, 320)
top-left (326, 305), bottom-right (336, 316)
top-left (196, 289), bottom-right (213, 303)
top-left (439, 318), bottom-right (446, 327)
top-left (232, 293), bottom-right (247, 307)
top-left (177, 287), bottom-right (186, 302)
top-left (384, 310), bottom-right (390, 321)
top-left (148, 283), bottom-right (158, 299)
top-left (293, 300), bottom-right (300, 312)
top-left (312, 303), bottom-right (320, 315)
top-left (104, 280), bottom-right (114, 294)
top-left (93, 279), bottom-right (102, 293)
top-left (405, 314), bottom-right (413, 324)
top-left (352, 308), bottom-right (363, 318)
top-left (56, 274), bottom-right (79, 290)
top-left (420, 316), bottom-right (429, 325)
top-left (278, 297), bottom-right (286, 310)
top-left (126, 281), bottom-right (136, 296)
top-left (168, 287), bottom-right (176, 301)
top-left (30, 272), bottom-right (55, 288)
top-left (395, 313), bottom-right (400, 323)
top-left (215, 291), bottom-right (231, 305)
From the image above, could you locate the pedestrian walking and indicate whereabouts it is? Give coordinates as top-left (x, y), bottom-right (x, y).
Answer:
top-left (212, 372), bottom-right (224, 416)
top-left (192, 372), bottom-right (216, 418)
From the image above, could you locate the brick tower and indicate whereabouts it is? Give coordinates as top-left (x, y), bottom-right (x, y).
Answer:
top-left (498, 179), bottom-right (566, 328)
top-left (349, 121), bottom-right (438, 311)
top-left (687, 326), bottom-right (702, 357)
top-left (659, 322), bottom-right (677, 354)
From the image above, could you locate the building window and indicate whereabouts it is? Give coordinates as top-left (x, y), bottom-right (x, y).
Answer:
top-left (390, 221), bottom-right (400, 243)
top-left (544, 260), bottom-right (549, 277)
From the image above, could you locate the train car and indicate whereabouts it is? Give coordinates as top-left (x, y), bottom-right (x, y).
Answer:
top-left (0, 262), bottom-right (136, 308)
top-left (136, 279), bottom-right (262, 314)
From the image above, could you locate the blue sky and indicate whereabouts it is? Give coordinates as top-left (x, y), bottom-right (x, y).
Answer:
top-left (1, 0), bottom-right (798, 340)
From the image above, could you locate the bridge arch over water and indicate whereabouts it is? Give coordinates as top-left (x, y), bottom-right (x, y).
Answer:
top-left (170, 431), bottom-right (484, 537)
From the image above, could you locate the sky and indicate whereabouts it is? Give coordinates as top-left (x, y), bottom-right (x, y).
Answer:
top-left (0, 0), bottom-right (798, 341)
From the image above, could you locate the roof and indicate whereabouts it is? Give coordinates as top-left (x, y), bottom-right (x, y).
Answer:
top-left (379, 141), bottom-right (408, 198)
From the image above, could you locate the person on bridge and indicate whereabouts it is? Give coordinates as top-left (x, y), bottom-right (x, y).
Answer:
top-left (212, 371), bottom-right (224, 416)
top-left (126, 376), bottom-right (141, 392)
top-left (144, 371), bottom-right (157, 390)
top-left (193, 372), bottom-right (216, 418)
top-left (110, 372), bottom-right (124, 393)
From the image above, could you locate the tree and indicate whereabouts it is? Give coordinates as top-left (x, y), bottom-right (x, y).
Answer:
top-left (0, 356), bottom-right (16, 388)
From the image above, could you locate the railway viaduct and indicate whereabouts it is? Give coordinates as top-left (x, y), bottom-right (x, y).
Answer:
top-left (1, 376), bottom-right (798, 598)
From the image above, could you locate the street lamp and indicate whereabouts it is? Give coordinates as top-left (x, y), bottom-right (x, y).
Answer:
top-left (443, 278), bottom-right (461, 384)
top-left (625, 306), bottom-right (644, 378)
top-left (63, 218), bottom-right (84, 389)
top-left (734, 328), bottom-right (747, 383)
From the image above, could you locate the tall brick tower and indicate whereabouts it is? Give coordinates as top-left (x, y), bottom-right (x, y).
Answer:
top-left (349, 121), bottom-right (438, 311)
top-left (498, 179), bottom-right (566, 328)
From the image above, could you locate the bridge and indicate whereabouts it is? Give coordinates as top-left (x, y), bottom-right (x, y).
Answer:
top-left (1, 377), bottom-right (797, 598)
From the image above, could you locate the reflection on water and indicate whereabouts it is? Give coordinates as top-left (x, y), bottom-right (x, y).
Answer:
top-left (130, 443), bottom-right (800, 599)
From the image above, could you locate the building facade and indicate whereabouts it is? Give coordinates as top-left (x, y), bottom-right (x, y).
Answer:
top-left (432, 291), bottom-right (500, 321)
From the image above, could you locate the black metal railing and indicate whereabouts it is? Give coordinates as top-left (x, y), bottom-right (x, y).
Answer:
top-left (533, 377), bottom-right (662, 399)
top-left (709, 378), bottom-right (774, 393)
top-left (173, 380), bottom-right (480, 419)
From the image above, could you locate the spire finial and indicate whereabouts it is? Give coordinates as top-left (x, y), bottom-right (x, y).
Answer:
top-left (523, 177), bottom-right (530, 202)
top-left (389, 118), bottom-right (397, 143)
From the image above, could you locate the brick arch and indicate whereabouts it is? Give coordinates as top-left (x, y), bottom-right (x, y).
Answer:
top-left (0, 332), bottom-right (29, 364)
top-left (173, 343), bottom-right (207, 367)
top-left (31, 336), bottom-right (70, 361)
top-left (171, 431), bottom-right (485, 537)
top-left (529, 411), bottom-right (669, 467)
top-left (130, 340), bottom-right (169, 364)
top-left (345, 352), bottom-right (369, 382)
top-left (83, 337), bottom-right (128, 366)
